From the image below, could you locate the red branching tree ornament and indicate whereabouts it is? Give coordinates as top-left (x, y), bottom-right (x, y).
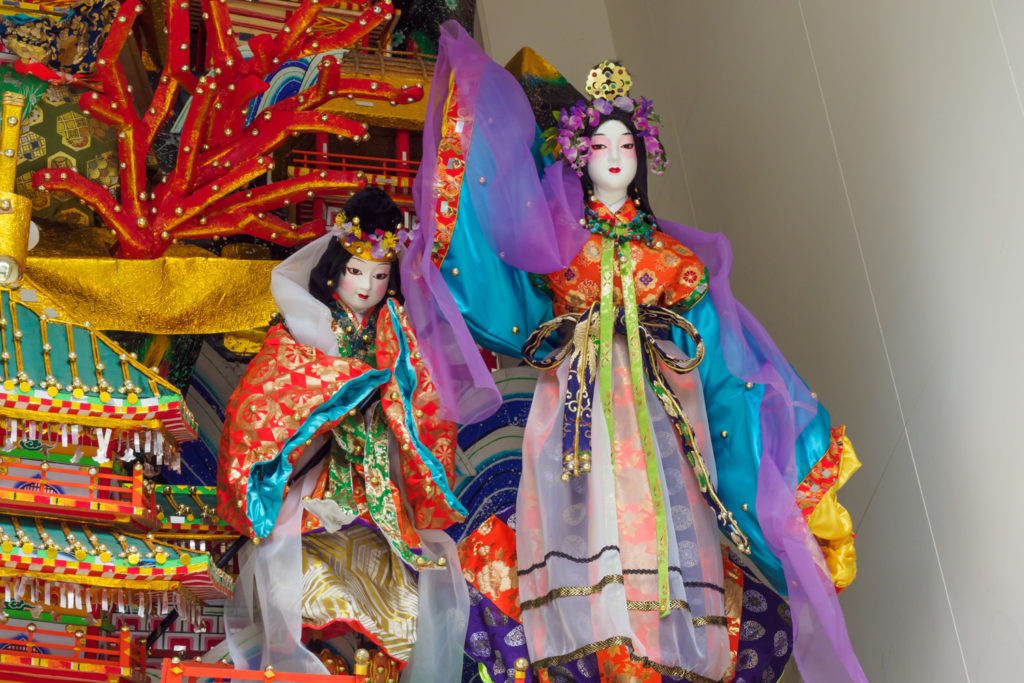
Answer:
top-left (31, 0), bottom-right (422, 259)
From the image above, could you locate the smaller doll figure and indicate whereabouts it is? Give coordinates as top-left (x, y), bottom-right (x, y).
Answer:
top-left (217, 187), bottom-right (464, 673)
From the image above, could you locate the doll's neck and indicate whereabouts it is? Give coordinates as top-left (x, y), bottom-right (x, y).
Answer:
top-left (332, 295), bottom-right (370, 328)
top-left (593, 195), bottom-right (629, 216)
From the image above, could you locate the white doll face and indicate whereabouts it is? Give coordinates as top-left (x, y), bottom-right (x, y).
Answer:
top-left (337, 256), bottom-right (391, 320)
top-left (587, 119), bottom-right (638, 204)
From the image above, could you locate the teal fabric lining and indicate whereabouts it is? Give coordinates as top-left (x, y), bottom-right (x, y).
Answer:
top-left (387, 300), bottom-right (467, 517)
top-left (247, 368), bottom-right (391, 538)
top-left (441, 135), bottom-right (554, 359)
top-left (676, 295), bottom-right (831, 595)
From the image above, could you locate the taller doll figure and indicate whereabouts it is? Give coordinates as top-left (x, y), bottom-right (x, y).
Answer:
top-left (403, 23), bottom-right (865, 683)
top-left (516, 105), bottom-right (736, 679)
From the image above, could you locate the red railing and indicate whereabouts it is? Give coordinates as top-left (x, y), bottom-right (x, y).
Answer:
top-left (160, 659), bottom-right (366, 683)
top-left (0, 461), bottom-right (157, 527)
top-left (289, 151), bottom-right (420, 192)
top-left (0, 623), bottom-right (145, 682)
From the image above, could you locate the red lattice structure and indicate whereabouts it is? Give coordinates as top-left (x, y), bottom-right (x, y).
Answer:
top-left (31, 0), bottom-right (423, 258)
top-left (0, 623), bottom-right (145, 682)
top-left (159, 659), bottom-right (366, 683)
top-left (0, 461), bottom-right (158, 529)
top-left (289, 151), bottom-right (420, 222)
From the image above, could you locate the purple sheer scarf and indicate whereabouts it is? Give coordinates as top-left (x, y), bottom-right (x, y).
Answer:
top-left (402, 24), bottom-right (497, 424)
top-left (402, 23), bottom-right (585, 424)
top-left (659, 220), bottom-right (866, 682)
top-left (407, 20), bottom-right (865, 682)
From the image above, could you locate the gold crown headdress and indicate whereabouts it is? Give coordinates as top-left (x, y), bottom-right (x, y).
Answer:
top-left (585, 61), bottom-right (633, 99)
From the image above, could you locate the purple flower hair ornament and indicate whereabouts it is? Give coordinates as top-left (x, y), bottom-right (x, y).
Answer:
top-left (540, 61), bottom-right (669, 177)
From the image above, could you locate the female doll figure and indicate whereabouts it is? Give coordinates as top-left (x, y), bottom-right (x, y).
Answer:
top-left (403, 24), bottom-right (864, 683)
top-left (217, 187), bottom-right (465, 674)
top-left (512, 108), bottom-right (735, 680)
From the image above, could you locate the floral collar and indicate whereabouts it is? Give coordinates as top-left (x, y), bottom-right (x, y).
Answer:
top-left (585, 198), bottom-right (656, 244)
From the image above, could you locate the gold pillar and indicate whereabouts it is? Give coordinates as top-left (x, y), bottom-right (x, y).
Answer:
top-left (0, 92), bottom-right (32, 285)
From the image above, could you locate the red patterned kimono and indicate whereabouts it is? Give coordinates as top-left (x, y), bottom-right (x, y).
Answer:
top-left (217, 298), bottom-right (463, 664)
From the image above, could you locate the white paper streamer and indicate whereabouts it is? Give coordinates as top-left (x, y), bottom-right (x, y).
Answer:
top-left (94, 428), bottom-right (112, 463)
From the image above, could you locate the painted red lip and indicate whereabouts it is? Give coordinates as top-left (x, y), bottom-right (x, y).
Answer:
top-left (609, 167), bottom-right (621, 174)
top-left (357, 294), bottom-right (369, 300)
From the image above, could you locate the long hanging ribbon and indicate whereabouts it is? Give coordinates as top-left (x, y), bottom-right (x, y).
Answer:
top-left (616, 244), bottom-right (671, 616)
top-left (598, 237), bottom-right (616, 457)
top-left (524, 306), bottom-right (749, 553)
top-left (524, 235), bottom-right (754, 618)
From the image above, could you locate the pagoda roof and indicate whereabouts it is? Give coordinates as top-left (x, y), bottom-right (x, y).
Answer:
top-left (226, 0), bottom-right (400, 48)
top-left (319, 46), bottom-right (435, 129)
top-left (0, 279), bottom-right (196, 446)
top-left (0, 514), bottom-right (231, 618)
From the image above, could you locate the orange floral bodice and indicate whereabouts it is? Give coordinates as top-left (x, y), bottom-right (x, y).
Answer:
top-left (545, 199), bottom-right (710, 316)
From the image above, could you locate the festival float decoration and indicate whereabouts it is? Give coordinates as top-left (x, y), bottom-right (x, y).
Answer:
top-left (0, 271), bottom-right (232, 658)
top-left (0, 83), bottom-right (230, 682)
top-left (20, 0), bottom-right (425, 341)
top-left (0, 1), bottom-right (488, 680)
top-left (31, 0), bottom-right (419, 259)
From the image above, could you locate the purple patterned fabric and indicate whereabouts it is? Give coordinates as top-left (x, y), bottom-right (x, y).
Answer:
top-left (462, 506), bottom-right (529, 682)
top-left (464, 586), bottom-right (532, 683)
top-left (408, 21), bottom-right (865, 683)
top-left (733, 564), bottom-right (794, 683)
top-left (543, 654), bottom-right (602, 683)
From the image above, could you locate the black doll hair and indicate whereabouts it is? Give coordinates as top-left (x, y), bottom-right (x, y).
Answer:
top-left (580, 107), bottom-right (656, 221)
top-left (308, 187), bottom-right (404, 307)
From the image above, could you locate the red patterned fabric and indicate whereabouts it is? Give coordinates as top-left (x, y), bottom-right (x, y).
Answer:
top-left (457, 515), bottom-right (520, 621)
top-left (377, 303), bottom-right (462, 530)
top-left (547, 200), bottom-right (708, 316)
top-left (217, 306), bottom-right (462, 539)
top-left (216, 324), bottom-right (377, 537)
top-left (429, 75), bottom-right (466, 268)
top-left (795, 425), bottom-right (846, 520)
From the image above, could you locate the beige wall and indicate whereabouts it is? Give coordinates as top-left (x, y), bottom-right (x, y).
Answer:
top-left (478, 1), bottom-right (1022, 680)
top-left (476, 0), bottom-right (615, 92)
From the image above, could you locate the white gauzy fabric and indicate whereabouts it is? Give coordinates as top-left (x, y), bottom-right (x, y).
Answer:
top-left (516, 338), bottom-right (730, 679)
top-left (270, 232), bottom-right (339, 357)
top-left (655, 339), bottom-right (719, 491)
top-left (400, 528), bottom-right (469, 683)
top-left (225, 468), bottom-right (327, 675)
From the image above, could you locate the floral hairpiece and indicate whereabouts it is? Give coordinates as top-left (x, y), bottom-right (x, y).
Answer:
top-left (329, 210), bottom-right (415, 262)
top-left (540, 61), bottom-right (667, 178)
